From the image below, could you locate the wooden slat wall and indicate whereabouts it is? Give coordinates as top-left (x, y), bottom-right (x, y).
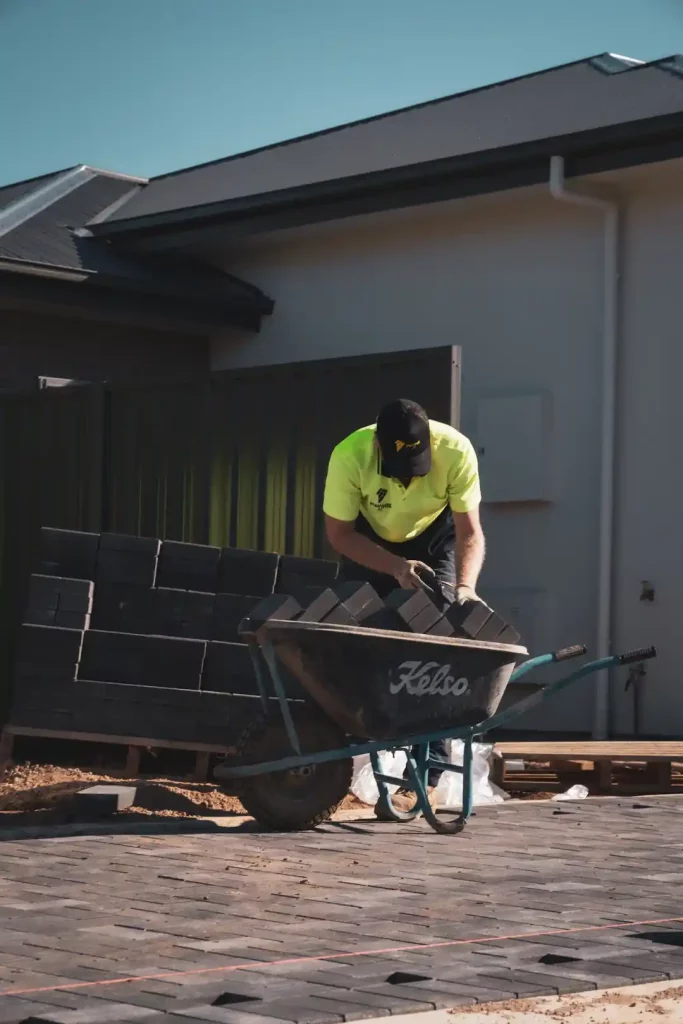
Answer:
top-left (0, 346), bottom-right (454, 717)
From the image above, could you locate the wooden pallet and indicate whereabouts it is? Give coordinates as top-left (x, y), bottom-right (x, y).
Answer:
top-left (0, 725), bottom-right (237, 782)
top-left (492, 741), bottom-right (683, 793)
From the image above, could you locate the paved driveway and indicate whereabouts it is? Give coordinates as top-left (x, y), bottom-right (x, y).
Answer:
top-left (1, 798), bottom-right (683, 1023)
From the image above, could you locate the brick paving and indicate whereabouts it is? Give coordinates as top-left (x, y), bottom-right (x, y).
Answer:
top-left (1, 798), bottom-right (683, 1022)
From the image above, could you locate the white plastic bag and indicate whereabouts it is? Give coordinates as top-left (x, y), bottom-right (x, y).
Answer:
top-left (435, 740), bottom-right (509, 810)
top-left (552, 784), bottom-right (589, 801)
top-left (350, 741), bottom-right (508, 810)
top-left (350, 750), bottom-right (407, 806)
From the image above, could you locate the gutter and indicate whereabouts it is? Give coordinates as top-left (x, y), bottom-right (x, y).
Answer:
top-left (0, 256), bottom-right (273, 314)
top-left (0, 260), bottom-right (268, 332)
top-left (0, 256), bottom-right (92, 282)
top-left (549, 155), bottom-right (619, 740)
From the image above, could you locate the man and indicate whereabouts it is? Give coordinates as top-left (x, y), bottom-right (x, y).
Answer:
top-left (323, 398), bottom-right (486, 814)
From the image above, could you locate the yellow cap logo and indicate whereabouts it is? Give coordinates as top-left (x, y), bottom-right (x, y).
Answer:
top-left (395, 439), bottom-right (420, 452)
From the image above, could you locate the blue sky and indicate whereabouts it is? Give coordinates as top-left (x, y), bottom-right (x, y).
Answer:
top-left (1, 0), bottom-right (682, 186)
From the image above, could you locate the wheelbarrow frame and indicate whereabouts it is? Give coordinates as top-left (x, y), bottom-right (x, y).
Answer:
top-left (220, 632), bottom-right (656, 835)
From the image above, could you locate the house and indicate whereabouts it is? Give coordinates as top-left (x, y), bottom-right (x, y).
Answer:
top-left (3, 52), bottom-right (683, 738)
top-left (0, 165), bottom-right (273, 385)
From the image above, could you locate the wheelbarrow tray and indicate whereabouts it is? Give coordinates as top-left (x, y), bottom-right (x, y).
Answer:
top-left (259, 620), bottom-right (527, 741)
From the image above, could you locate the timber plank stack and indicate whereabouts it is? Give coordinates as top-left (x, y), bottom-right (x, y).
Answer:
top-left (6, 527), bottom-right (521, 762)
top-left (492, 741), bottom-right (683, 794)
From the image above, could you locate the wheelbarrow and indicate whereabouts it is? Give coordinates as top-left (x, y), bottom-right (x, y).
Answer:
top-left (214, 620), bottom-right (656, 835)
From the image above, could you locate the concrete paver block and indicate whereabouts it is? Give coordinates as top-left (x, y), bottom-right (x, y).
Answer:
top-left (72, 785), bottom-right (137, 816)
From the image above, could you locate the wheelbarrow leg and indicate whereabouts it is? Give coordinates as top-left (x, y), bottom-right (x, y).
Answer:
top-left (462, 736), bottom-right (474, 821)
top-left (371, 749), bottom-right (422, 823)
top-left (401, 742), bottom-right (432, 818)
top-left (375, 742), bottom-right (432, 823)
top-left (373, 740), bottom-right (469, 833)
top-left (407, 738), bottom-right (470, 836)
top-left (260, 641), bottom-right (302, 756)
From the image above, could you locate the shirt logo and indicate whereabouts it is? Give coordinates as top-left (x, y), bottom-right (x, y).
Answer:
top-left (370, 485), bottom-right (392, 511)
top-left (395, 439), bottom-right (421, 452)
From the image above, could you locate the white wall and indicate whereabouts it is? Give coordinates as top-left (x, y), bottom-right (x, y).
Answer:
top-left (611, 167), bottom-right (683, 736)
top-left (212, 173), bottom-right (681, 735)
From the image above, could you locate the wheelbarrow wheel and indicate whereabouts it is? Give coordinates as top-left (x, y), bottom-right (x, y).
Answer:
top-left (231, 704), bottom-right (353, 831)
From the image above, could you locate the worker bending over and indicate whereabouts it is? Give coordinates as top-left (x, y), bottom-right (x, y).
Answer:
top-left (323, 398), bottom-right (486, 813)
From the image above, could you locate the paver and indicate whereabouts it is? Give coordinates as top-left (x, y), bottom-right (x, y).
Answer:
top-left (275, 556), bottom-right (338, 598)
top-left (79, 630), bottom-right (206, 690)
top-left (168, 1011), bottom-right (297, 1024)
top-left (15, 625), bottom-right (83, 685)
top-left (25, 576), bottom-right (93, 630)
top-left (217, 550), bottom-right (280, 598)
top-left (20, 1005), bottom-right (164, 1023)
top-left (212, 596), bottom-right (262, 644)
top-left (37, 529), bottom-right (99, 582)
top-left (72, 786), bottom-right (137, 816)
top-left (0, 799), bottom-right (683, 1021)
top-left (0, 1005), bottom-right (76, 1024)
top-left (156, 542), bottom-right (221, 595)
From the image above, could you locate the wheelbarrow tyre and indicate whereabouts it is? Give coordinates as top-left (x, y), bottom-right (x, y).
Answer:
top-left (232, 704), bottom-right (353, 831)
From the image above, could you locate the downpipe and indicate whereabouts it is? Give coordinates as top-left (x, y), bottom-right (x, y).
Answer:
top-left (549, 155), bottom-right (619, 740)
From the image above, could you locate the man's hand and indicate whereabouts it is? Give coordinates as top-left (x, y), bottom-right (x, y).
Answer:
top-left (454, 584), bottom-right (490, 609)
top-left (394, 560), bottom-right (436, 591)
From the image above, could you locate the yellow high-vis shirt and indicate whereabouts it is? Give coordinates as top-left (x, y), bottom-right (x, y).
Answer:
top-left (323, 420), bottom-right (481, 543)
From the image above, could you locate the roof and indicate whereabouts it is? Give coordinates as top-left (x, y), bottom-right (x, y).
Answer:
top-left (0, 169), bottom-right (73, 211)
top-left (0, 166), bottom-right (273, 327)
top-left (90, 53), bottom-right (683, 242)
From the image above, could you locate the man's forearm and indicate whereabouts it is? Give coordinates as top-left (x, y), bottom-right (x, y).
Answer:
top-left (330, 530), bottom-right (404, 578)
top-left (455, 527), bottom-right (485, 590)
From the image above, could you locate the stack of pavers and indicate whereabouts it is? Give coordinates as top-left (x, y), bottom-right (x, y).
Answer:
top-left (9, 528), bottom-right (520, 751)
top-left (9, 529), bottom-right (339, 747)
top-left (242, 580), bottom-right (520, 645)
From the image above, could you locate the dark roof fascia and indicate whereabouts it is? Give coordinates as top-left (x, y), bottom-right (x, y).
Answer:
top-left (0, 255), bottom-right (272, 318)
top-left (65, 244), bottom-right (274, 313)
top-left (216, 124), bottom-right (683, 246)
top-left (0, 263), bottom-right (263, 332)
top-left (91, 111), bottom-right (683, 248)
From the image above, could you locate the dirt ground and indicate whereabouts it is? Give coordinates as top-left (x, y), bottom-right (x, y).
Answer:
top-left (0, 762), bottom-right (245, 825)
top-left (0, 760), bottom-right (561, 828)
top-left (0, 762), bottom-right (367, 825)
top-left (448, 980), bottom-right (683, 1022)
top-left (0, 749), bottom-right (586, 828)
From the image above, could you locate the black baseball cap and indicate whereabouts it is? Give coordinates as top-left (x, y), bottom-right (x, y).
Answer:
top-left (376, 399), bottom-right (432, 478)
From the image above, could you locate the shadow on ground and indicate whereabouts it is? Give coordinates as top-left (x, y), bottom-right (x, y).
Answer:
top-left (0, 772), bottom-right (249, 838)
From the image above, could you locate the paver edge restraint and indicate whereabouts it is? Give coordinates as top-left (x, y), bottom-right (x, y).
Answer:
top-left (3, 914), bottom-right (683, 999)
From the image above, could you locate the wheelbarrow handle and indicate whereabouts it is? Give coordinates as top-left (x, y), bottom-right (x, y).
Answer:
top-left (552, 644), bottom-right (588, 662)
top-left (615, 645), bottom-right (657, 665)
top-left (481, 648), bottom-right (657, 736)
top-left (511, 643), bottom-right (655, 685)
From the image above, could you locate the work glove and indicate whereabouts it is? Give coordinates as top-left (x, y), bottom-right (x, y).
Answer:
top-left (394, 560), bottom-right (436, 592)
